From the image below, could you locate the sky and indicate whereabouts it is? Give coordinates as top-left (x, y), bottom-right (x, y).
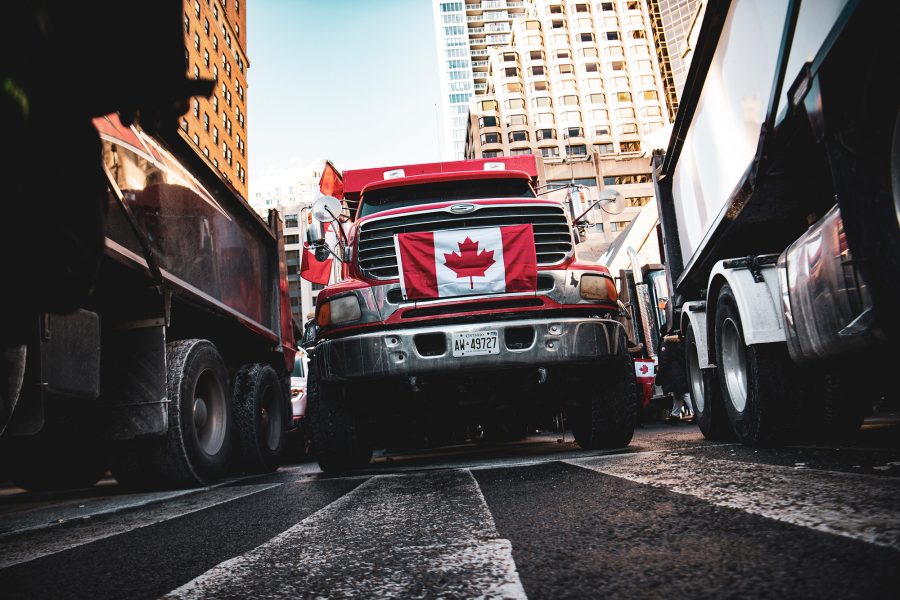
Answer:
top-left (247, 0), bottom-right (443, 196)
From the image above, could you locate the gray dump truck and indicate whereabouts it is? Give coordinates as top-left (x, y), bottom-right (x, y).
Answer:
top-left (653, 0), bottom-right (897, 445)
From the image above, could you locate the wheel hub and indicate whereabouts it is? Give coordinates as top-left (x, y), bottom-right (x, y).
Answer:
top-left (721, 317), bottom-right (749, 413)
top-left (193, 397), bottom-right (208, 429)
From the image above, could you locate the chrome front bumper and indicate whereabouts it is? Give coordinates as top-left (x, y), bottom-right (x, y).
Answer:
top-left (313, 317), bottom-right (626, 382)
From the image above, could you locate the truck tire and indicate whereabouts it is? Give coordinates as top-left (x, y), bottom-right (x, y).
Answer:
top-left (714, 285), bottom-right (798, 446)
top-left (308, 361), bottom-right (372, 473)
top-left (112, 339), bottom-right (232, 488)
top-left (233, 363), bottom-right (284, 474)
top-left (684, 323), bottom-right (733, 441)
top-left (569, 352), bottom-right (637, 450)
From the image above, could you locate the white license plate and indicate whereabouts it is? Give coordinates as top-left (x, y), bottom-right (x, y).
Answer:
top-left (451, 330), bottom-right (500, 357)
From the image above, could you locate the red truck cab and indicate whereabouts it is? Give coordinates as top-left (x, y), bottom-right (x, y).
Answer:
top-left (306, 156), bottom-right (637, 472)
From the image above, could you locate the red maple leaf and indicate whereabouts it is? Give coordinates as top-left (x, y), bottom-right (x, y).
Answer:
top-left (639, 364), bottom-right (649, 374)
top-left (443, 237), bottom-right (495, 289)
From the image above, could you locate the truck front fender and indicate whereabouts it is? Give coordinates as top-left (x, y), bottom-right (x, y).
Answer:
top-left (681, 301), bottom-right (713, 368)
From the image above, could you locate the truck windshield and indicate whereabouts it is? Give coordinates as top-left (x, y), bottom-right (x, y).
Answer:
top-left (359, 177), bottom-right (535, 217)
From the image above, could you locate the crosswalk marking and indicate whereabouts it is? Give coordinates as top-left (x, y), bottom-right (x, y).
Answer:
top-left (166, 469), bottom-right (527, 599)
top-left (0, 483), bottom-right (282, 569)
top-left (566, 453), bottom-right (900, 550)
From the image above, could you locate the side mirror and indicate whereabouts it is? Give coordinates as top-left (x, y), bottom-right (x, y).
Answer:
top-left (312, 195), bottom-right (343, 223)
top-left (306, 219), bottom-right (324, 246)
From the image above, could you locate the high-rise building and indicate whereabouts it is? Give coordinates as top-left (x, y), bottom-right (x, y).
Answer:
top-left (251, 161), bottom-right (333, 326)
top-left (646, 0), bottom-right (705, 121)
top-left (181, 0), bottom-right (249, 199)
top-left (463, 0), bottom-right (669, 252)
top-left (432, 1), bottom-right (529, 159)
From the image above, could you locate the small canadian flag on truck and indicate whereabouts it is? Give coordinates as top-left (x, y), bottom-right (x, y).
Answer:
top-left (394, 224), bottom-right (538, 300)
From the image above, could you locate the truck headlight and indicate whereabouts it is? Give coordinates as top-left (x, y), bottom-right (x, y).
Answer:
top-left (580, 274), bottom-right (617, 303)
top-left (318, 295), bottom-right (362, 327)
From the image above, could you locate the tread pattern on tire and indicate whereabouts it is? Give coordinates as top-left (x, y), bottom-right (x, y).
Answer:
top-left (308, 360), bottom-right (372, 473)
top-left (233, 362), bottom-right (283, 474)
top-left (570, 350), bottom-right (638, 450)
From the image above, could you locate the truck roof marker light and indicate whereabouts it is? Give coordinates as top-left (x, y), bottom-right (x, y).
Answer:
top-left (483, 162), bottom-right (506, 171)
top-left (383, 169), bottom-right (405, 180)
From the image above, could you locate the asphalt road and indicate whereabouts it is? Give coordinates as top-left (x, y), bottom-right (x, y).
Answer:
top-left (1, 420), bottom-right (898, 599)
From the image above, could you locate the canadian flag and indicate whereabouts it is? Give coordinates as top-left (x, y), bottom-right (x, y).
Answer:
top-left (300, 221), bottom-right (337, 285)
top-left (395, 224), bottom-right (538, 300)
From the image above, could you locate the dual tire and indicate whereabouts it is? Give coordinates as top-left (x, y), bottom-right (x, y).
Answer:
top-left (113, 340), bottom-right (285, 489)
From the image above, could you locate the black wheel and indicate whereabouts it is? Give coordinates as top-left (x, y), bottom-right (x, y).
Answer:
top-left (112, 339), bottom-right (232, 488)
top-left (3, 402), bottom-right (106, 491)
top-left (684, 322), bottom-right (733, 441)
top-left (569, 351), bottom-right (638, 450)
top-left (308, 360), bottom-right (372, 473)
top-left (234, 363), bottom-right (285, 474)
top-left (714, 285), bottom-right (798, 446)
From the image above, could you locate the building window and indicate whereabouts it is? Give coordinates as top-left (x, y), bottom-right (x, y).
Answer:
top-left (620, 141), bottom-right (641, 152)
top-left (180, 119), bottom-right (188, 132)
top-left (600, 2), bottom-right (615, 11)
top-left (525, 20), bottom-right (541, 30)
top-left (481, 132), bottom-right (501, 144)
top-left (203, 146), bottom-right (210, 157)
top-left (504, 67), bottom-right (518, 78)
top-left (531, 81), bottom-right (549, 92)
top-left (594, 143), bottom-right (615, 155)
top-left (536, 128), bottom-right (556, 141)
top-left (194, 32), bottom-right (200, 50)
top-left (562, 110), bottom-right (582, 122)
top-left (213, 127), bottom-right (218, 143)
top-left (618, 107), bottom-right (636, 119)
top-left (183, 13), bottom-right (189, 33)
top-left (642, 106), bottom-right (662, 117)
top-left (194, 1), bottom-right (200, 17)
top-left (193, 133), bottom-right (199, 145)
top-left (627, 196), bottom-right (652, 207)
top-left (619, 123), bottom-right (638, 135)
top-left (631, 29), bottom-right (646, 40)
top-left (529, 50), bottom-right (544, 61)
top-left (534, 112), bottom-right (555, 124)
top-left (192, 98), bottom-right (199, 117)
top-left (529, 65), bottom-right (545, 76)
top-left (551, 19), bottom-right (565, 29)
top-left (594, 125), bottom-right (611, 136)
top-left (642, 90), bottom-right (658, 100)
top-left (508, 130), bottom-right (529, 142)
top-left (506, 98), bottom-right (525, 109)
top-left (616, 91), bottom-right (632, 102)
top-left (532, 97), bottom-right (552, 108)
top-left (212, 95), bottom-right (218, 111)
top-left (213, 35), bottom-right (218, 51)
top-left (479, 116), bottom-right (498, 128)
top-left (540, 146), bottom-right (560, 158)
top-left (565, 127), bottom-right (583, 138)
top-left (586, 93), bottom-right (606, 104)
top-left (610, 221), bottom-right (630, 232)
top-left (556, 64), bottom-right (574, 75)
top-left (580, 32), bottom-right (595, 42)
top-left (508, 114), bottom-right (527, 126)
top-left (482, 150), bottom-right (503, 158)
top-left (213, 4), bottom-right (218, 19)
top-left (204, 50), bottom-right (210, 67)
top-left (510, 148), bottom-right (533, 156)
top-left (574, 3), bottom-right (589, 12)
top-left (560, 95), bottom-right (579, 106)
top-left (193, 65), bottom-right (200, 79)
top-left (203, 112), bottom-right (210, 131)
top-left (204, 18), bottom-right (210, 35)
top-left (605, 31), bottom-right (619, 41)
top-left (580, 47), bottom-right (598, 58)
top-left (479, 100), bottom-right (498, 111)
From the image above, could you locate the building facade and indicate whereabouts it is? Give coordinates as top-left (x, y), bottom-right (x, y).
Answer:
top-left (646, 0), bottom-right (705, 121)
top-left (251, 161), bottom-right (334, 326)
top-left (463, 0), bottom-right (669, 252)
top-left (182, 0), bottom-right (249, 199)
top-left (432, 1), bottom-right (529, 159)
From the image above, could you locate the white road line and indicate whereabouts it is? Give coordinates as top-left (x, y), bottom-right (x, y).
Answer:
top-left (566, 453), bottom-right (900, 550)
top-left (0, 483), bottom-right (281, 569)
top-left (166, 469), bottom-right (528, 600)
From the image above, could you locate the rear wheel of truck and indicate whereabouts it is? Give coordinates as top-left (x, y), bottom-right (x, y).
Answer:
top-left (685, 323), bottom-right (733, 441)
top-left (570, 352), bottom-right (638, 450)
top-left (308, 361), bottom-right (372, 473)
top-left (112, 339), bottom-right (232, 489)
top-left (234, 363), bottom-right (284, 474)
top-left (714, 285), bottom-right (798, 446)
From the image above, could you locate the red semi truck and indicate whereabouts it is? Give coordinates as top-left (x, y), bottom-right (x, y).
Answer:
top-left (303, 156), bottom-right (638, 472)
top-left (0, 114), bottom-right (296, 490)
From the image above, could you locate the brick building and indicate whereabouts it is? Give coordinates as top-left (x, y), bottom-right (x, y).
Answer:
top-left (181, 0), bottom-right (249, 198)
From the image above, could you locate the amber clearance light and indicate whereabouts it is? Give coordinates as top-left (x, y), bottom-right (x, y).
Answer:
top-left (580, 273), bottom-right (618, 303)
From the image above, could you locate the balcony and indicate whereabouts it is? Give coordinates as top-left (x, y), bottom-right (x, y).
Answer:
top-left (472, 60), bottom-right (489, 69)
top-left (470, 48), bottom-right (489, 56)
top-left (468, 27), bottom-right (485, 34)
top-left (469, 37), bottom-right (488, 46)
top-left (466, 4), bottom-right (480, 10)
top-left (473, 71), bottom-right (488, 80)
top-left (474, 82), bottom-right (488, 91)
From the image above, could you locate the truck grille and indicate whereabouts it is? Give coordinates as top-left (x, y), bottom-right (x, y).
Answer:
top-left (357, 203), bottom-right (572, 279)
